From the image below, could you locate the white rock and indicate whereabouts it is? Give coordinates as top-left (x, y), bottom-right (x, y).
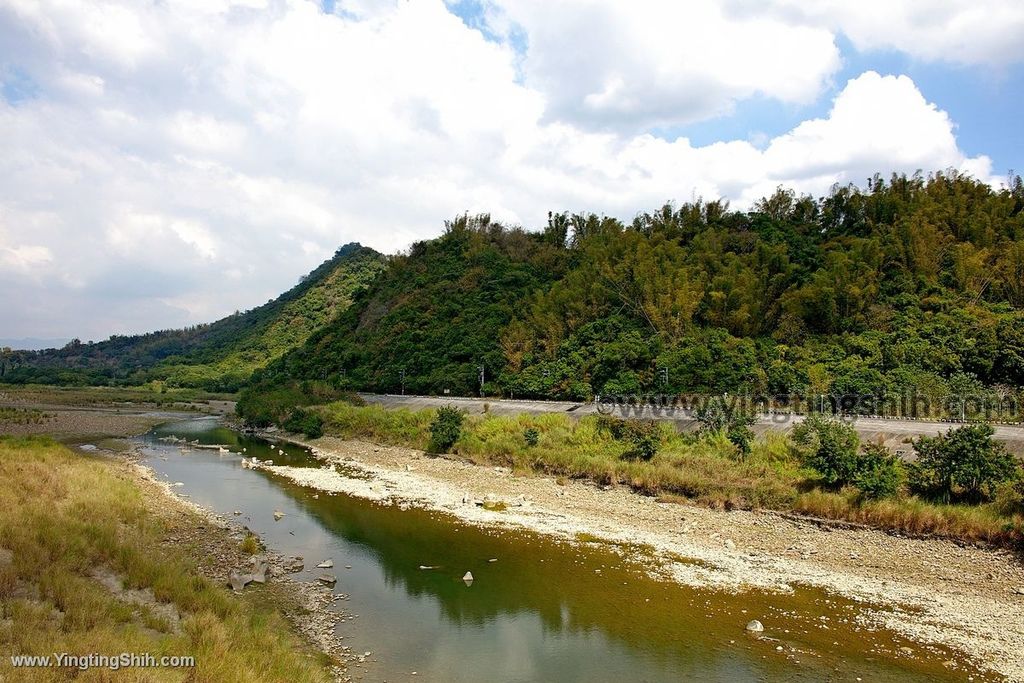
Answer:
top-left (317, 560), bottom-right (334, 569)
top-left (745, 620), bottom-right (765, 633)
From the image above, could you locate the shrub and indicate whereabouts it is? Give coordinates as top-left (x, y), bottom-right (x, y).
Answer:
top-left (429, 405), bottom-right (465, 453)
top-left (909, 424), bottom-right (1019, 503)
top-left (597, 416), bottom-right (661, 460)
top-left (622, 419), bottom-right (660, 461)
top-left (523, 427), bottom-right (540, 447)
top-left (726, 424), bottom-right (755, 456)
top-left (596, 415), bottom-right (627, 439)
top-left (236, 380), bottom-right (338, 430)
top-left (283, 408), bottom-right (324, 439)
top-left (993, 477), bottom-right (1024, 516)
top-left (853, 443), bottom-right (904, 499)
top-left (792, 414), bottom-right (860, 488)
top-left (696, 396), bottom-right (756, 455)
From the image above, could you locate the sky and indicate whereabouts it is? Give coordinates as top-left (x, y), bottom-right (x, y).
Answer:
top-left (1, 0), bottom-right (1022, 344)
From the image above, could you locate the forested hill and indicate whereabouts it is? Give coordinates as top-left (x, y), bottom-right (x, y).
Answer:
top-left (260, 172), bottom-right (1024, 405)
top-left (1, 243), bottom-right (386, 391)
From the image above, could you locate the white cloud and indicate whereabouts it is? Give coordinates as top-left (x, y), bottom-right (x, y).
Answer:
top-left (741, 0), bottom-right (1024, 67)
top-left (0, 243), bottom-right (52, 271)
top-left (0, 0), bottom-right (1002, 339)
top-left (484, 0), bottom-right (842, 130)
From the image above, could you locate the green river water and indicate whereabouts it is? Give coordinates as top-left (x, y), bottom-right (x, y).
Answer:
top-left (138, 417), bottom-right (988, 682)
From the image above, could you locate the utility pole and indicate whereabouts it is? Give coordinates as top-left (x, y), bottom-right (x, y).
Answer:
top-left (400, 368), bottom-right (406, 396)
top-left (478, 363), bottom-right (485, 397)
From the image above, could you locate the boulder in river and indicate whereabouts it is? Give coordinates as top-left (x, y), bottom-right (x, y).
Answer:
top-left (273, 510), bottom-right (285, 521)
top-left (317, 559), bottom-right (334, 569)
top-left (462, 571), bottom-right (474, 586)
top-left (745, 620), bottom-right (764, 633)
top-left (318, 574), bottom-right (337, 586)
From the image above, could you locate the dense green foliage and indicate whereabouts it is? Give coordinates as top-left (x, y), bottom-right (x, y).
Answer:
top-left (793, 415), bottom-right (863, 488)
top-left (235, 381), bottom-right (340, 429)
top-left (283, 407), bottom-right (325, 439)
top-left (263, 214), bottom-right (569, 395)
top-left (256, 172), bottom-right (1024, 416)
top-left (429, 405), bottom-right (465, 453)
top-left (852, 443), bottom-right (905, 500)
top-left (1, 244), bottom-right (385, 391)
top-left (792, 414), bottom-right (905, 499)
top-left (909, 424), bottom-right (1019, 502)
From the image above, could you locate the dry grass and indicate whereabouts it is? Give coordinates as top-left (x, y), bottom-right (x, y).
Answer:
top-left (0, 436), bottom-right (333, 682)
top-left (794, 488), bottom-right (1024, 545)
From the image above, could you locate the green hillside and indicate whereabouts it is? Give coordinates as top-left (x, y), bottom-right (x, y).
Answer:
top-left (258, 171), bottom-right (1024, 412)
top-left (1, 243), bottom-right (385, 391)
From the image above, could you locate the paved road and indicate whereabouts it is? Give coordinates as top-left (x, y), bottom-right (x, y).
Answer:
top-left (358, 392), bottom-right (1024, 452)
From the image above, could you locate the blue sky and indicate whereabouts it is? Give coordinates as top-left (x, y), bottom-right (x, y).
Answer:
top-left (1, 0), bottom-right (1022, 341)
top-left (679, 45), bottom-right (1024, 177)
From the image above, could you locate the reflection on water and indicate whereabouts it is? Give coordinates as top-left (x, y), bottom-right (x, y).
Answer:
top-left (140, 419), bottom-right (982, 683)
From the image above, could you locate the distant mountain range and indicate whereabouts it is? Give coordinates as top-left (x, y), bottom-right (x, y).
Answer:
top-left (0, 243), bottom-right (385, 391)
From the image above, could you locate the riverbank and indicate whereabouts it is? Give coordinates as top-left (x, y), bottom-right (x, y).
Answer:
top-left (0, 436), bottom-right (342, 682)
top-left (0, 396), bottom-right (350, 682)
top-left (258, 434), bottom-right (1024, 681)
top-left (0, 383), bottom-right (235, 444)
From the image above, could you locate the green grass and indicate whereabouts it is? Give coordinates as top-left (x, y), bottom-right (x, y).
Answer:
top-left (313, 402), bottom-right (1024, 547)
top-left (0, 383), bottom-right (234, 408)
top-left (0, 436), bottom-right (334, 682)
top-left (320, 402), bottom-right (434, 450)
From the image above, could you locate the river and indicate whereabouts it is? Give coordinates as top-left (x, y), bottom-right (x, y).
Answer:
top-left (137, 416), bottom-right (984, 682)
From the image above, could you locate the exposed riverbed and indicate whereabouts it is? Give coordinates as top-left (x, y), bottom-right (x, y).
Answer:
top-left (138, 417), bottom-right (1000, 682)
